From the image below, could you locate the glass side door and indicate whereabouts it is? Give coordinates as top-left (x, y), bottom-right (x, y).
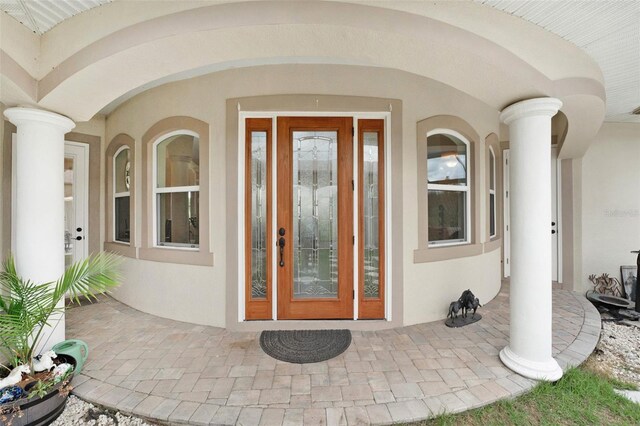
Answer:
top-left (64, 143), bottom-right (88, 269)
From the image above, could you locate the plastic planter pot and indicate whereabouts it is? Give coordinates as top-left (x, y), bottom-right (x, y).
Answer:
top-left (0, 355), bottom-right (75, 426)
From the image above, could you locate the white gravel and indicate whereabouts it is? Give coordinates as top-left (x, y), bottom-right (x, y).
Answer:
top-left (51, 395), bottom-right (154, 426)
top-left (593, 321), bottom-right (640, 385)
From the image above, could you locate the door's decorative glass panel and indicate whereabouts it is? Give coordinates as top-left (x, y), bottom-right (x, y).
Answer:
top-left (157, 192), bottom-right (199, 246)
top-left (156, 134), bottom-right (199, 188)
top-left (64, 157), bottom-right (74, 269)
top-left (427, 134), bottom-right (467, 186)
top-left (363, 132), bottom-right (380, 299)
top-left (251, 131), bottom-right (268, 298)
top-left (428, 190), bottom-right (467, 242)
top-left (292, 131), bottom-right (338, 299)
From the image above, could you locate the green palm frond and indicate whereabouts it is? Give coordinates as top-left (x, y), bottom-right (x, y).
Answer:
top-left (0, 251), bottom-right (121, 365)
top-left (1, 256), bottom-right (55, 325)
top-left (0, 314), bottom-right (28, 356)
top-left (52, 252), bottom-right (121, 304)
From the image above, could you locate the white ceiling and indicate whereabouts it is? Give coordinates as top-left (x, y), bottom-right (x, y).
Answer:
top-left (0, 0), bottom-right (111, 35)
top-left (0, 1), bottom-right (637, 121)
top-left (477, 0), bottom-right (639, 122)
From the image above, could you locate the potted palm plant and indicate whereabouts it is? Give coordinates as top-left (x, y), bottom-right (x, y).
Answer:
top-left (0, 252), bottom-right (120, 426)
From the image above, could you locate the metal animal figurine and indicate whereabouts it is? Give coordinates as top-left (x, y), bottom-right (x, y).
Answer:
top-left (446, 289), bottom-right (482, 327)
top-left (458, 289), bottom-right (476, 318)
top-left (470, 297), bottom-right (481, 318)
top-left (447, 300), bottom-right (462, 319)
top-left (588, 273), bottom-right (624, 298)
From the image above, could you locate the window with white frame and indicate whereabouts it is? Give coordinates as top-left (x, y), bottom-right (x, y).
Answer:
top-left (154, 131), bottom-right (200, 248)
top-left (114, 146), bottom-right (131, 243)
top-left (427, 130), bottom-right (470, 245)
top-left (489, 146), bottom-right (497, 238)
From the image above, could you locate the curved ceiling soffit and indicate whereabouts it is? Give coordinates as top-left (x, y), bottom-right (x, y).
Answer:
top-left (32, 1), bottom-right (604, 132)
top-left (554, 78), bottom-right (606, 159)
top-left (0, 50), bottom-right (37, 106)
top-left (557, 95), bottom-right (606, 159)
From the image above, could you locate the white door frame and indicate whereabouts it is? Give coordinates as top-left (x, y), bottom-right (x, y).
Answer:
top-left (238, 111), bottom-right (392, 321)
top-left (550, 146), bottom-right (560, 283)
top-left (503, 149), bottom-right (510, 278)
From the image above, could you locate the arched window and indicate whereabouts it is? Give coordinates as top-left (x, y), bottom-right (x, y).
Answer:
top-left (114, 146), bottom-right (131, 243)
top-left (153, 131), bottom-right (200, 248)
top-left (426, 129), bottom-right (470, 245)
top-left (489, 145), bottom-right (497, 239)
top-left (104, 134), bottom-right (136, 258)
top-left (140, 116), bottom-right (211, 266)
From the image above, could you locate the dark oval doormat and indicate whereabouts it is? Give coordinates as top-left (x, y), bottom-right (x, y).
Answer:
top-left (259, 329), bottom-right (352, 364)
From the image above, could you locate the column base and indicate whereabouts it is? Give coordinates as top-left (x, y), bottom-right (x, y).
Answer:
top-left (499, 345), bottom-right (563, 381)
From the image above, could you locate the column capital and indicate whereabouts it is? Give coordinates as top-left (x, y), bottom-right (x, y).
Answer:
top-left (500, 98), bottom-right (562, 126)
top-left (4, 107), bottom-right (75, 133)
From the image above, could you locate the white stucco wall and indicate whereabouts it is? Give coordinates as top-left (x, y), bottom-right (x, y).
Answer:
top-left (105, 64), bottom-right (502, 327)
top-left (111, 257), bottom-right (224, 327)
top-left (580, 122), bottom-right (640, 293)
top-left (404, 248), bottom-right (501, 325)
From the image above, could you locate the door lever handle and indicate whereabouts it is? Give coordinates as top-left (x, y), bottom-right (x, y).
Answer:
top-left (278, 237), bottom-right (286, 267)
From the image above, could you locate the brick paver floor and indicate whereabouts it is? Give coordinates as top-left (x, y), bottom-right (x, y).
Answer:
top-left (66, 284), bottom-right (600, 425)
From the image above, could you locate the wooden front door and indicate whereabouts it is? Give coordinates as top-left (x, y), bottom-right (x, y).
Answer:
top-left (276, 117), bottom-right (354, 319)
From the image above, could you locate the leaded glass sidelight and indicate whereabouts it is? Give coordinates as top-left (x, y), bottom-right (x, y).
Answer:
top-left (292, 131), bottom-right (338, 298)
top-left (250, 131), bottom-right (268, 298)
top-left (155, 132), bottom-right (200, 247)
top-left (114, 147), bottom-right (130, 243)
top-left (363, 132), bottom-right (380, 298)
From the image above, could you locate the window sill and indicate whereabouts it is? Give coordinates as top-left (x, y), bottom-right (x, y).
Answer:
top-left (154, 244), bottom-right (199, 251)
top-left (104, 241), bottom-right (137, 258)
top-left (139, 247), bottom-right (214, 266)
top-left (484, 238), bottom-right (502, 253)
top-left (413, 243), bottom-right (483, 263)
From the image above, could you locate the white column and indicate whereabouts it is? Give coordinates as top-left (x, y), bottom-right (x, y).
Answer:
top-left (499, 98), bottom-right (563, 381)
top-left (4, 107), bottom-right (75, 352)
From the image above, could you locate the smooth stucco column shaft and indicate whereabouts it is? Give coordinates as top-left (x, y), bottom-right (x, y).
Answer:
top-left (499, 98), bottom-right (563, 381)
top-left (4, 107), bottom-right (75, 351)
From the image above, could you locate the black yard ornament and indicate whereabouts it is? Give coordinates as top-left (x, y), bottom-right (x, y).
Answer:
top-left (445, 289), bottom-right (482, 328)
